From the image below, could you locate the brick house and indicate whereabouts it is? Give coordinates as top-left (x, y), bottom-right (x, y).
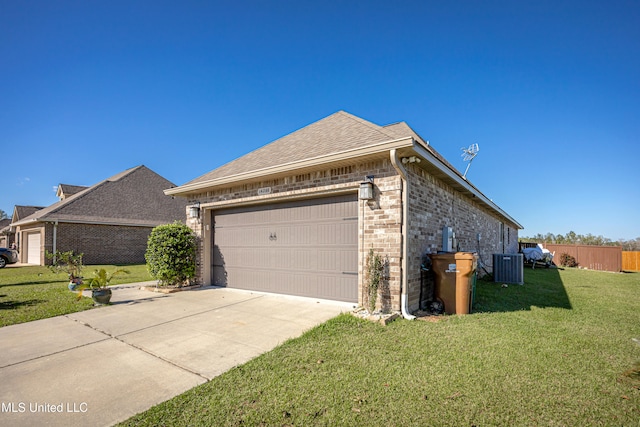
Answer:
top-left (11, 165), bottom-right (187, 265)
top-left (1, 206), bottom-right (45, 249)
top-left (0, 218), bottom-right (12, 247)
top-left (166, 111), bottom-right (522, 316)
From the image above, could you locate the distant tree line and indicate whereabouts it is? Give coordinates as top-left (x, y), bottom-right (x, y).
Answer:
top-left (520, 231), bottom-right (640, 251)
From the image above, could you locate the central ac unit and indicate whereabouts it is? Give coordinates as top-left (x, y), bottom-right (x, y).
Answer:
top-left (493, 253), bottom-right (524, 285)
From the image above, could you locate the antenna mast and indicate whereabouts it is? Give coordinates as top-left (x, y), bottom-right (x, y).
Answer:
top-left (461, 143), bottom-right (480, 179)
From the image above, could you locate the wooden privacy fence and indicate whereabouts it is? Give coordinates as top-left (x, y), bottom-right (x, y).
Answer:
top-left (622, 251), bottom-right (640, 272)
top-left (544, 244), bottom-right (622, 272)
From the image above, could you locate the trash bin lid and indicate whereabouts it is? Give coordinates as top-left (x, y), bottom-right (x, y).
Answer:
top-left (455, 252), bottom-right (477, 260)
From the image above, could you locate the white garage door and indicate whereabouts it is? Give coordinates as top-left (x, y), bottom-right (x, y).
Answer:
top-left (27, 232), bottom-right (41, 265)
top-left (213, 194), bottom-right (358, 302)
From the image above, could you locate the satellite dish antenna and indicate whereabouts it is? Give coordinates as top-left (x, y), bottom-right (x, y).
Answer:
top-left (461, 143), bottom-right (479, 179)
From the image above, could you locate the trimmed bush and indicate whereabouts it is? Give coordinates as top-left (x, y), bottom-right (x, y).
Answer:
top-left (145, 222), bottom-right (196, 287)
top-left (559, 252), bottom-right (578, 267)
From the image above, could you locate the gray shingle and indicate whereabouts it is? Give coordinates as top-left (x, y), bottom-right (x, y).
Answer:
top-left (183, 111), bottom-right (469, 190)
top-left (13, 206), bottom-right (45, 221)
top-left (56, 184), bottom-right (89, 200)
top-left (188, 111), bottom-right (407, 184)
top-left (13, 166), bottom-right (186, 226)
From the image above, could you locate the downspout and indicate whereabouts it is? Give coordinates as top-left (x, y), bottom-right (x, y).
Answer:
top-left (390, 149), bottom-right (416, 320)
top-left (52, 221), bottom-right (58, 263)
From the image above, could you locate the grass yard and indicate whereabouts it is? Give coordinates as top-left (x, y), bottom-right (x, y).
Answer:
top-left (0, 264), bottom-right (152, 327)
top-left (120, 268), bottom-right (640, 426)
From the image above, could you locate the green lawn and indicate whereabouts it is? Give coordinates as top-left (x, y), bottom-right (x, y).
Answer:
top-left (0, 264), bottom-right (153, 327)
top-left (120, 268), bottom-right (640, 426)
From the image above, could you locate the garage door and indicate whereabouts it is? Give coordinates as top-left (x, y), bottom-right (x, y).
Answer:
top-left (27, 232), bottom-right (41, 265)
top-left (213, 194), bottom-right (358, 302)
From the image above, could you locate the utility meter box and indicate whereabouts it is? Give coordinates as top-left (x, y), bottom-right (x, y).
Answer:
top-left (429, 252), bottom-right (478, 314)
top-left (442, 226), bottom-right (454, 252)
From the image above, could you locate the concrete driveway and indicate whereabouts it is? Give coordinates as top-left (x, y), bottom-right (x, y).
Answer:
top-left (0, 283), bottom-right (352, 426)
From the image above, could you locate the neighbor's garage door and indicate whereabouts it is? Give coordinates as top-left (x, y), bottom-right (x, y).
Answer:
top-left (27, 232), bottom-right (41, 265)
top-left (213, 194), bottom-right (358, 302)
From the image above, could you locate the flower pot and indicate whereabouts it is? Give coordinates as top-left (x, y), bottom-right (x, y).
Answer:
top-left (91, 288), bottom-right (112, 305)
top-left (68, 282), bottom-right (79, 292)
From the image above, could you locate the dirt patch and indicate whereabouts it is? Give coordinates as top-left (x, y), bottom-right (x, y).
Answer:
top-left (139, 284), bottom-right (204, 294)
top-left (413, 309), bottom-right (445, 322)
top-left (620, 362), bottom-right (640, 390)
top-left (351, 308), bottom-right (400, 325)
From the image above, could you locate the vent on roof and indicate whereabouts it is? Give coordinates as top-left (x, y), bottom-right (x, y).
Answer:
top-left (493, 253), bottom-right (524, 285)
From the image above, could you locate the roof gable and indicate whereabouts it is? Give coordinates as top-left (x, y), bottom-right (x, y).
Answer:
top-left (56, 184), bottom-right (89, 200)
top-left (168, 111), bottom-right (521, 228)
top-left (13, 205), bottom-right (45, 222)
top-left (0, 218), bottom-right (11, 234)
top-left (13, 166), bottom-right (187, 227)
top-left (188, 111), bottom-right (405, 185)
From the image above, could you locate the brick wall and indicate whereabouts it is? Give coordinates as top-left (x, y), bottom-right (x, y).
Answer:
top-left (405, 164), bottom-right (519, 310)
top-left (52, 223), bottom-right (153, 265)
top-left (359, 174), bottom-right (402, 312)
top-left (185, 208), bottom-right (204, 284)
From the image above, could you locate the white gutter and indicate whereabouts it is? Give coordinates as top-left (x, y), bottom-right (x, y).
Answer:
top-left (411, 142), bottom-right (523, 228)
top-left (390, 148), bottom-right (416, 320)
top-left (52, 220), bottom-right (58, 258)
top-left (13, 218), bottom-right (161, 228)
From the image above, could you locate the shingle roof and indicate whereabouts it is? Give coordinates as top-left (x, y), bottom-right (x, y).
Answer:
top-left (185, 110), bottom-right (466, 189)
top-left (12, 166), bottom-right (187, 227)
top-left (56, 184), bottom-right (89, 200)
top-left (188, 111), bottom-right (412, 185)
top-left (171, 111), bottom-right (521, 228)
top-left (13, 205), bottom-right (45, 221)
top-left (383, 121), bottom-right (458, 173)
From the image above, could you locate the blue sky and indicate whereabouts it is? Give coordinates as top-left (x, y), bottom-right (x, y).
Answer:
top-left (1, 1), bottom-right (638, 240)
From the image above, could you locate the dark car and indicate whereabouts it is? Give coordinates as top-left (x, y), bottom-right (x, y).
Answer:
top-left (0, 247), bottom-right (19, 268)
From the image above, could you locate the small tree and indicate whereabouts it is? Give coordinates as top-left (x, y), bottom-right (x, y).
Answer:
top-left (145, 222), bottom-right (196, 287)
top-left (365, 248), bottom-right (383, 313)
top-left (46, 250), bottom-right (84, 281)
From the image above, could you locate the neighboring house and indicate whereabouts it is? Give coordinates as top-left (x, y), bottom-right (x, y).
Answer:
top-left (1, 206), bottom-right (45, 249)
top-left (56, 184), bottom-right (89, 200)
top-left (11, 165), bottom-right (187, 265)
top-left (0, 218), bottom-right (13, 247)
top-left (166, 111), bottom-right (522, 315)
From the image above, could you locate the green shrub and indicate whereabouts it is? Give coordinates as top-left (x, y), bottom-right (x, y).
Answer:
top-left (559, 252), bottom-right (578, 267)
top-left (145, 222), bottom-right (196, 287)
top-left (365, 248), bottom-right (383, 313)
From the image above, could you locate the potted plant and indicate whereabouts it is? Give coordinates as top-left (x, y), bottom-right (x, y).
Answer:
top-left (46, 250), bottom-right (85, 291)
top-left (75, 268), bottom-right (129, 305)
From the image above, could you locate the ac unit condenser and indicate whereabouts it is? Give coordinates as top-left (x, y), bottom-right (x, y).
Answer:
top-left (493, 253), bottom-right (524, 285)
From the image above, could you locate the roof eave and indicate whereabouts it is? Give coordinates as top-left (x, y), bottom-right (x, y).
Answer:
top-left (11, 217), bottom-right (163, 228)
top-left (10, 218), bottom-right (41, 227)
top-left (163, 135), bottom-right (521, 229)
top-left (410, 142), bottom-right (523, 229)
top-left (165, 136), bottom-right (415, 196)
